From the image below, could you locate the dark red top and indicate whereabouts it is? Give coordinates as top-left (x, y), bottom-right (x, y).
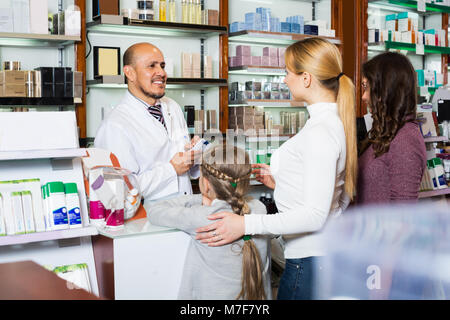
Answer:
top-left (357, 122), bottom-right (427, 205)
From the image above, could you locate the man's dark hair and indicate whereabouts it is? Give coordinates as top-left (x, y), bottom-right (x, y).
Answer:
top-left (123, 45), bottom-right (135, 67)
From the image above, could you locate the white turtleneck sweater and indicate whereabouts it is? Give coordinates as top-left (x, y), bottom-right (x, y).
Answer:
top-left (245, 102), bottom-right (350, 259)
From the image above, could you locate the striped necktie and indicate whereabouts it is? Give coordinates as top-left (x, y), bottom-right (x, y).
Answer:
top-left (147, 103), bottom-right (166, 130)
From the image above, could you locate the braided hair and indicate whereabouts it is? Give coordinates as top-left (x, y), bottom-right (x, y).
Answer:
top-left (201, 144), bottom-right (266, 300)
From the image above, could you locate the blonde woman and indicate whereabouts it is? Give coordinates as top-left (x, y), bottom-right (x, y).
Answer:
top-left (195, 38), bottom-right (357, 300)
top-left (146, 144), bottom-right (271, 300)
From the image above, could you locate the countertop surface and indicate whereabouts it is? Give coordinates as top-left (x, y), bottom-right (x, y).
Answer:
top-left (95, 218), bottom-right (179, 240)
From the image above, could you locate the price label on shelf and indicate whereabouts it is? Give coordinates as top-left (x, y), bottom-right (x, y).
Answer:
top-left (417, 0), bottom-right (426, 12)
top-left (416, 44), bottom-right (425, 55)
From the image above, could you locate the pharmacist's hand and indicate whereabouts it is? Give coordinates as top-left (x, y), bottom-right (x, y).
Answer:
top-left (184, 135), bottom-right (201, 151)
top-left (195, 212), bottom-right (245, 247)
top-left (252, 164), bottom-right (275, 189)
top-left (170, 151), bottom-right (201, 175)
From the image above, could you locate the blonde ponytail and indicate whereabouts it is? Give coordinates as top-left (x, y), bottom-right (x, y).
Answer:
top-left (337, 75), bottom-right (357, 199)
top-left (285, 38), bottom-right (358, 200)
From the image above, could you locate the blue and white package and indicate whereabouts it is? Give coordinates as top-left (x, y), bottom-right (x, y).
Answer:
top-left (230, 21), bottom-right (246, 33)
top-left (190, 139), bottom-right (212, 179)
top-left (281, 22), bottom-right (291, 33)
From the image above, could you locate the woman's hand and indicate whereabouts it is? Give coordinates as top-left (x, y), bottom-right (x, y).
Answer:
top-left (195, 211), bottom-right (245, 247)
top-left (252, 163), bottom-right (275, 189)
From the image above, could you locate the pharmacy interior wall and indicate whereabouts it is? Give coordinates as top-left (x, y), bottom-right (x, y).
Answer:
top-left (85, 0), bottom-right (222, 138)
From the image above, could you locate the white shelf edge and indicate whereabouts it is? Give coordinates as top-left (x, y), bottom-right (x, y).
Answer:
top-left (418, 187), bottom-right (450, 199)
top-left (0, 32), bottom-right (80, 42)
top-left (0, 148), bottom-right (87, 161)
top-left (423, 136), bottom-right (448, 143)
top-left (0, 226), bottom-right (98, 246)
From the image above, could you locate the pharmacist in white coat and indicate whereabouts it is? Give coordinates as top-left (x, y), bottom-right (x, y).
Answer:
top-left (94, 43), bottom-right (200, 202)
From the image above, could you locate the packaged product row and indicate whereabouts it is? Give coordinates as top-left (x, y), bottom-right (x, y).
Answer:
top-left (0, 179), bottom-right (82, 236)
top-left (230, 8), bottom-right (335, 37)
top-left (0, 66), bottom-right (83, 99)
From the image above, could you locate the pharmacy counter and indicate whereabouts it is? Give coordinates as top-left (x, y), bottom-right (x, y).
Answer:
top-left (92, 218), bottom-right (190, 300)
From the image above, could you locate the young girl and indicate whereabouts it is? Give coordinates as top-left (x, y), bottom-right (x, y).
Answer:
top-left (146, 144), bottom-right (271, 300)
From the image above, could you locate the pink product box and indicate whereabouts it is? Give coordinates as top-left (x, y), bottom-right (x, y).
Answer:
top-left (270, 56), bottom-right (278, 67)
top-left (278, 47), bottom-right (286, 57)
top-left (234, 55), bottom-right (252, 67)
top-left (261, 56), bottom-right (270, 66)
top-left (236, 45), bottom-right (251, 57)
top-left (279, 56), bottom-right (286, 68)
top-left (263, 47), bottom-right (278, 57)
top-left (229, 57), bottom-right (233, 67)
top-left (251, 56), bottom-right (261, 65)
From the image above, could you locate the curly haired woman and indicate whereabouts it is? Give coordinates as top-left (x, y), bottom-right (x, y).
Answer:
top-left (357, 52), bottom-right (427, 204)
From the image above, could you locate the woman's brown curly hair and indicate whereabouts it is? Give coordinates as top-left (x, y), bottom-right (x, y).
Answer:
top-left (361, 52), bottom-right (418, 157)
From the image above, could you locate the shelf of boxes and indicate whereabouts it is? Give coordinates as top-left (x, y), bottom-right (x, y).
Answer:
top-left (0, 149), bottom-right (91, 246)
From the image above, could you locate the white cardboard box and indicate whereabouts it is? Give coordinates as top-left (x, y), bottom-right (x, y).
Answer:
top-left (0, 111), bottom-right (79, 152)
top-left (12, 0), bottom-right (30, 33)
top-left (64, 9), bottom-right (81, 36)
top-left (29, 0), bottom-right (48, 34)
top-left (0, 8), bottom-right (13, 33)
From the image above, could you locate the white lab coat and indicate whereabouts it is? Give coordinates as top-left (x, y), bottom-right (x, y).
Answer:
top-left (94, 90), bottom-right (193, 202)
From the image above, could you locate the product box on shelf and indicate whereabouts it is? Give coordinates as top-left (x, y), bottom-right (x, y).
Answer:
top-left (251, 56), bottom-right (261, 66)
top-left (291, 23), bottom-right (301, 34)
top-left (270, 17), bottom-right (281, 33)
top-left (280, 22), bottom-right (291, 33)
top-left (0, 9), bottom-right (13, 33)
top-left (230, 21), bottom-right (246, 33)
top-left (245, 81), bottom-right (262, 92)
top-left (29, 0), bottom-right (48, 34)
top-left (263, 47), bottom-right (278, 58)
top-left (236, 45), bottom-right (251, 57)
top-left (192, 53), bottom-right (201, 78)
top-left (207, 9), bottom-right (219, 26)
top-left (385, 14), bottom-right (397, 32)
top-left (0, 71), bottom-right (27, 97)
top-left (304, 24), bottom-right (318, 35)
top-left (261, 56), bottom-right (270, 67)
top-left (397, 12), bottom-right (418, 33)
top-left (12, 0), bottom-right (30, 33)
top-left (401, 31), bottom-right (416, 44)
top-left (64, 9), bottom-right (81, 37)
top-left (245, 12), bottom-right (262, 31)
